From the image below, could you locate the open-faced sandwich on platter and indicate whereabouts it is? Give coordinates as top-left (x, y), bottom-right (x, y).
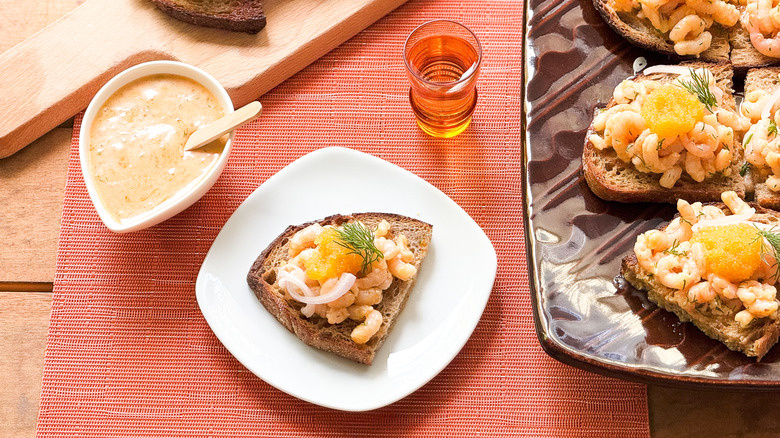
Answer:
top-left (583, 62), bottom-right (751, 203)
top-left (594, 0), bottom-right (736, 62)
top-left (622, 191), bottom-right (780, 359)
top-left (246, 213), bottom-right (432, 365)
top-left (740, 66), bottom-right (780, 208)
top-left (594, 0), bottom-right (780, 68)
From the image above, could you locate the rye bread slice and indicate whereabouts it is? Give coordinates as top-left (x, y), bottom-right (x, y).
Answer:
top-left (246, 213), bottom-right (432, 365)
top-left (592, 0), bottom-right (730, 63)
top-left (728, 26), bottom-right (780, 71)
top-left (582, 61), bottom-right (746, 203)
top-left (593, 0), bottom-right (780, 69)
top-left (151, 0), bottom-right (267, 34)
top-left (744, 67), bottom-right (780, 210)
top-left (620, 203), bottom-right (780, 360)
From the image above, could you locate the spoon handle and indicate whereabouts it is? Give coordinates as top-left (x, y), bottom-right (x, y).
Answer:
top-left (184, 101), bottom-right (262, 151)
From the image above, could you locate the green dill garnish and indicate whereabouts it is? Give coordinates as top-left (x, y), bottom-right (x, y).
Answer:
top-left (755, 227), bottom-right (780, 280)
top-left (664, 240), bottom-right (686, 257)
top-left (740, 162), bottom-right (750, 176)
top-left (678, 68), bottom-right (718, 113)
top-left (635, 153), bottom-right (649, 169)
top-left (334, 222), bottom-right (384, 275)
top-left (745, 132), bottom-right (754, 147)
top-left (656, 138), bottom-right (665, 150)
top-left (770, 120), bottom-right (779, 137)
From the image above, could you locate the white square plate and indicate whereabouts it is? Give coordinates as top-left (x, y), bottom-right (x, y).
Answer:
top-left (195, 147), bottom-right (497, 411)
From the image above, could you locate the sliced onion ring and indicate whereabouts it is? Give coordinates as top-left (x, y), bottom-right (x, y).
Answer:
top-left (692, 210), bottom-right (757, 232)
top-left (278, 269), bottom-right (319, 316)
top-left (641, 65), bottom-right (694, 76)
top-left (283, 272), bottom-right (356, 305)
top-left (760, 86), bottom-right (780, 120)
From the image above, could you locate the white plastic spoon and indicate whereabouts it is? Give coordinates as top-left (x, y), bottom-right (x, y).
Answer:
top-left (184, 101), bottom-right (262, 151)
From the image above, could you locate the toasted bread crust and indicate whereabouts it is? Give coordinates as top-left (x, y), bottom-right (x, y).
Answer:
top-left (246, 213), bottom-right (432, 365)
top-left (620, 203), bottom-right (780, 360)
top-left (583, 142), bottom-right (744, 203)
top-left (593, 0), bottom-right (730, 63)
top-left (582, 62), bottom-right (745, 203)
top-left (151, 0), bottom-right (267, 34)
top-left (728, 26), bottom-right (780, 71)
top-left (593, 0), bottom-right (780, 68)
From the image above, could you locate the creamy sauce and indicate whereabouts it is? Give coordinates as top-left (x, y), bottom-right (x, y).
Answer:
top-left (89, 74), bottom-right (226, 221)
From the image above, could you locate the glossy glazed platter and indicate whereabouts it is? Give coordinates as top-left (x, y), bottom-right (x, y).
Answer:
top-left (523, 0), bottom-right (780, 388)
top-left (195, 147), bottom-right (497, 410)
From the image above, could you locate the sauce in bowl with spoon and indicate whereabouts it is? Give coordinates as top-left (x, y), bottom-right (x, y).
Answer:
top-left (88, 73), bottom-right (226, 221)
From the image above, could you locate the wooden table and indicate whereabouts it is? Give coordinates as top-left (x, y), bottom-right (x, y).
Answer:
top-left (2, 2), bottom-right (780, 437)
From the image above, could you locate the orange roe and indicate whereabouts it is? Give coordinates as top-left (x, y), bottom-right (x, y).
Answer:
top-left (302, 227), bottom-right (363, 281)
top-left (689, 223), bottom-right (762, 284)
top-left (640, 84), bottom-right (705, 139)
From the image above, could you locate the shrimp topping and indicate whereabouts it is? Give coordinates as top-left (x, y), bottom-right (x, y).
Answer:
top-left (590, 68), bottom-right (748, 188)
top-left (608, 0), bottom-right (739, 56)
top-left (742, 104), bottom-right (780, 192)
top-left (633, 191), bottom-right (780, 328)
top-left (277, 219), bottom-right (419, 344)
top-left (741, 0), bottom-right (780, 58)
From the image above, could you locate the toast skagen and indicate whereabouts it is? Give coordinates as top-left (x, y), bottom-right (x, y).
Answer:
top-left (742, 67), bottom-right (780, 209)
top-left (583, 62), bottom-right (747, 203)
top-left (246, 213), bottom-right (432, 365)
top-left (593, 0), bottom-right (780, 69)
top-left (621, 199), bottom-right (780, 359)
top-left (593, 0), bottom-right (731, 63)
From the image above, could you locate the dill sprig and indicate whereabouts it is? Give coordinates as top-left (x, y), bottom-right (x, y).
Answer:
top-left (664, 240), bottom-right (686, 257)
top-left (754, 227), bottom-right (780, 281)
top-left (678, 68), bottom-right (718, 113)
top-left (334, 222), bottom-right (384, 275)
top-left (740, 162), bottom-right (751, 177)
top-left (769, 120), bottom-right (779, 137)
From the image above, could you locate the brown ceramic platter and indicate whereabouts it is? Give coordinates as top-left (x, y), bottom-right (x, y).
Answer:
top-left (523, 0), bottom-right (780, 388)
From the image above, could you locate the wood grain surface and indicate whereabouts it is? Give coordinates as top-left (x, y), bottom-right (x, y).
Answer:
top-left (0, 2), bottom-right (77, 432)
top-left (1, 1), bottom-right (777, 437)
top-left (0, 0), bottom-right (408, 158)
top-left (0, 128), bottom-right (71, 286)
top-left (0, 0), bottom-right (83, 52)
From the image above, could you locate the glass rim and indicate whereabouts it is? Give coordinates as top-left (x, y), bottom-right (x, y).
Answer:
top-left (402, 19), bottom-right (483, 88)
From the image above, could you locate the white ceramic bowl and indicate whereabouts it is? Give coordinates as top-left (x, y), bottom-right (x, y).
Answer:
top-left (79, 60), bottom-right (234, 233)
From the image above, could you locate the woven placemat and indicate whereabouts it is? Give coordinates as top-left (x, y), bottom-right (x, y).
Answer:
top-left (37, 0), bottom-right (650, 436)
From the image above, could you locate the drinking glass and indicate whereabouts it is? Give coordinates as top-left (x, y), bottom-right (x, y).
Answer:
top-left (403, 20), bottom-right (482, 138)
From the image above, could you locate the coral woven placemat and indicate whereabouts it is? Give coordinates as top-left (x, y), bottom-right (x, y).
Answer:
top-left (37, 0), bottom-right (650, 436)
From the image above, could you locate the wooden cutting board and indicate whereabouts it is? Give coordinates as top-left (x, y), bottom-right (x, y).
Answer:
top-left (0, 0), bottom-right (409, 158)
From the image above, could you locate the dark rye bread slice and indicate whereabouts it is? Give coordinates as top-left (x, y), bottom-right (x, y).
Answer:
top-left (151, 0), bottom-right (267, 34)
top-left (744, 67), bottom-right (780, 209)
top-left (729, 26), bottom-right (780, 71)
top-left (246, 213), bottom-right (432, 365)
top-left (621, 203), bottom-right (780, 360)
top-left (593, 0), bottom-right (730, 63)
top-left (582, 61), bottom-right (745, 203)
top-left (594, 0), bottom-right (780, 69)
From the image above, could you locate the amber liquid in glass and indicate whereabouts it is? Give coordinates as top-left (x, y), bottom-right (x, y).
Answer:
top-left (407, 34), bottom-right (479, 138)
